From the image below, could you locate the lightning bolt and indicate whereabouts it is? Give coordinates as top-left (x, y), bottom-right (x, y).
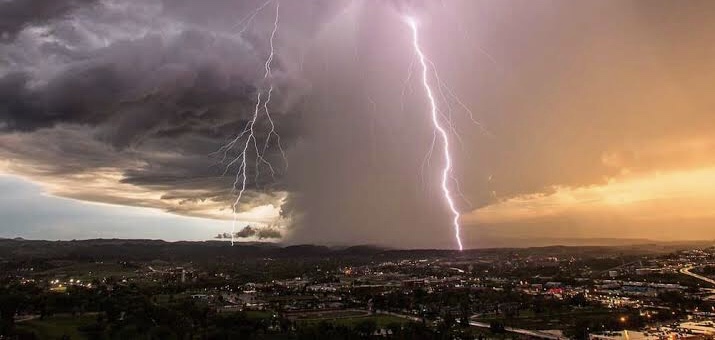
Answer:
top-left (405, 16), bottom-right (464, 251)
top-left (218, 1), bottom-right (284, 246)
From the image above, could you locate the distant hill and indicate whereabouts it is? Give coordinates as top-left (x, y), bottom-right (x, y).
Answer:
top-left (0, 238), bottom-right (711, 262)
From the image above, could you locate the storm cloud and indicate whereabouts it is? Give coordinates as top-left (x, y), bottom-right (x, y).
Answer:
top-left (216, 225), bottom-right (282, 240)
top-left (3, 0), bottom-right (715, 247)
top-left (0, 0), bottom-right (322, 226)
top-left (0, 0), bottom-right (97, 41)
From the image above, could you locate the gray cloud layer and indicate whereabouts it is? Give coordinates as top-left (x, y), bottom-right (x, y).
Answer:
top-left (215, 225), bottom-right (281, 240)
top-left (0, 0), bottom-right (97, 41)
top-left (0, 0), bottom-right (321, 221)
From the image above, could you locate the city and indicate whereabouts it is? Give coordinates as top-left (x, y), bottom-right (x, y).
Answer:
top-left (1, 239), bottom-right (714, 339)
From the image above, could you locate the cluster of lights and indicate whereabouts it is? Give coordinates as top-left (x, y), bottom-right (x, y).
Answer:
top-left (48, 278), bottom-right (93, 289)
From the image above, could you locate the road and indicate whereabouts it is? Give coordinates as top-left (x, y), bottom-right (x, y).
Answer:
top-left (375, 310), bottom-right (422, 322)
top-left (680, 265), bottom-right (715, 286)
top-left (468, 320), bottom-right (563, 339)
top-left (377, 310), bottom-right (562, 339)
top-left (14, 314), bottom-right (40, 323)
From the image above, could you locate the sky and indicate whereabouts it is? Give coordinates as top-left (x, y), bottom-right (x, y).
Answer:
top-left (1, 0), bottom-right (715, 248)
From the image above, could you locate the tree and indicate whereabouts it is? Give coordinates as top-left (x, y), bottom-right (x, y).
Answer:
top-left (386, 322), bottom-right (402, 337)
top-left (355, 319), bottom-right (377, 337)
top-left (564, 319), bottom-right (591, 340)
top-left (489, 321), bottom-right (505, 334)
top-left (0, 288), bottom-right (24, 335)
top-left (459, 301), bottom-right (471, 326)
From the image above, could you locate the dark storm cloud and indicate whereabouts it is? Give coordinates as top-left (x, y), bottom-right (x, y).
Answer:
top-left (0, 0), bottom-right (97, 41)
top-left (0, 0), bottom-right (322, 224)
top-left (0, 28), bottom-right (292, 207)
top-left (215, 225), bottom-right (281, 240)
top-left (2, 31), bottom-right (260, 139)
top-left (234, 226), bottom-right (281, 239)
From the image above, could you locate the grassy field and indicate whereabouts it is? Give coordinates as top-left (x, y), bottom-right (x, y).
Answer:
top-left (34, 262), bottom-right (137, 281)
top-left (474, 307), bottom-right (615, 330)
top-left (16, 314), bottom-right (97, 340)
top-left (244, 310), bottom-right (275, 320)
top-left (288, 309), bottom-right (368, 320)
top-left (297, 314), bottom-right (410, 328)
top-left (152, 293), bottom-right (191, 304)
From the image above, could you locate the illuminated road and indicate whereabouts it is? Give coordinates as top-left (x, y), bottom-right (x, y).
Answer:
top-left (378, 310), bottom-right (562, 339)
top-left (468, 320), bottom-right (563, 339)
top-left (680, 265), bottom-right (715, 286)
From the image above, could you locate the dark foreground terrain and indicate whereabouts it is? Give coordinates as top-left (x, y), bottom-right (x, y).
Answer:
top-left (1, 238), bottom-right (714, 339)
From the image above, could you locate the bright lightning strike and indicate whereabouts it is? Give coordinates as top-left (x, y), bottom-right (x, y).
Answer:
top-left (218, 1), bottom-right (285, 246)
top-left (405, 16), bottom-right (464, 251)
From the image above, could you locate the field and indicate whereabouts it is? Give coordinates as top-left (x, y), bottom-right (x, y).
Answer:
top-left (16, 314), bottom-right (97, 340)
top-left (295, 312), bottom-right (410, 328)
top-left (33, 262), bottom-right (138, 281)
top-left (473, 307), bottom-right (617, 330)
top-left (286, 309), bottom-right (368, 320)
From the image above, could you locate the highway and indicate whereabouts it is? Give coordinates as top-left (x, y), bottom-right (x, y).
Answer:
top-left (468, 320), bottom-right (563, 339)
top-left (377, 310), bottom-right (562, 339)
top-left (680, 265), bottom-right (715, 286)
